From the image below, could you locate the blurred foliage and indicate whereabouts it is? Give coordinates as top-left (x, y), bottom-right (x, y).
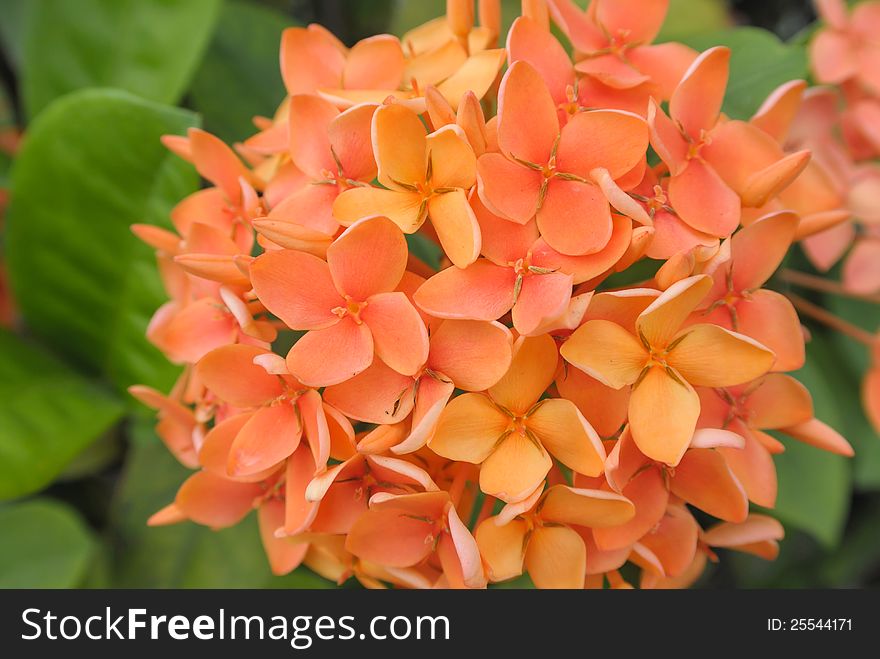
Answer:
top-left (5, 89), bottom-right (195, 395)
top-left (0, 0), bottom-right (877, 589)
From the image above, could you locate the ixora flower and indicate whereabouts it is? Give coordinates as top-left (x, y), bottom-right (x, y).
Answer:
top-left (132, 0), bottom-right (858, 589)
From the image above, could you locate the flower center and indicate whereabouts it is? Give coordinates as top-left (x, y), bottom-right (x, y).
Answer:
top-left (331, 296), bottom-right (367, 323)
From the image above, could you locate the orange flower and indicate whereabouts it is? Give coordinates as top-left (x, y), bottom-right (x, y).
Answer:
top-left (251, 216), bottom-right (429, 386)
top-left (477, 60), bottom-right (648, 255)
top-left (649, 47), bottom-right (810, 237)
top-left (430, 334), bottom-right (606, 502)
top-left (696, 211), bottom-right (806, 371)
top-left (810, 0), bottom-right (880, 95)
top-left (546, 0), bottom-right (697, 114)
top-left (562, 275), bottom-right (775, 465)
top-left (280, 25), bottom-right (405, 103)
top-left (266, 95), bottom-right (376, 238)
top-left (345, 491), bottom-right (486, 588)
top-left (333, 103), bottom-right (481, 267)
top-left (414, 196), bottom-right (632, 334)
top-left (324, 317), bottom-right (513, 452)
top-left (477, 484), bottom-right (634, 588)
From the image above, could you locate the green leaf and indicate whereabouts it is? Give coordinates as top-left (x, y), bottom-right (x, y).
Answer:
top-left (189, 0), bottom-right (294, 143)
top-left (681, 27), bottom-right (808, 120)
top-left (657, 0), bottom-right (730, 42)
top-left (6, 88), bottom-right (200, 395)
top-left (21, 0), bottom-right (221, 120)
top-left (0, 498), bottom-right (95, 588)
top-left (819, 293), bottom-right (880, 490)
top-left (0, 330), bottom-right (123, 501)
top-left (772, 333), bottom-right (852, 547)
top-left (109, 427), bottom-right (333, 588)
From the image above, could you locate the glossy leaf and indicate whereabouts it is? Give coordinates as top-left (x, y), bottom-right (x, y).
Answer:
top-left (21, 0), bottom-right (221, 119)
top-left (5, 89), bottom-right (199, 394)
top-left (0, 498), bottom-right (95, 587)
top-left (0, 330), bottom-right (123, 501)
top-left (189, 0), bottom-right (294, 142)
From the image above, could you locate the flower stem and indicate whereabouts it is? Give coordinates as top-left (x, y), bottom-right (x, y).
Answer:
top-left (779, 269), bottom-right (880, 305)
top-left (786, 292), bottom-right (875, 345)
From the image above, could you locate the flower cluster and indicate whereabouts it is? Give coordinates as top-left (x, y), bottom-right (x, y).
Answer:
top-left (132, 0), bottom-right (854, 589)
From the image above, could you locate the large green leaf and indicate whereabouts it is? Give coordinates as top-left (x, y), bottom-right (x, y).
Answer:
top-left (6, 89), bottom-right (200, 395)
top-left (189, 0), bottom-right (293, 143)
top-left (0, 330), bottom-right (123, 501)
top-left (109, 427), bottom-right (332, 588)
top-left (773, 333), bottom-right (852, 547)
top-left (0, 498), bottom-right (95, 587)
top-left (21, 0), bottom-right (221, 120)
top-left (681, 27), bottom-right (808, 120)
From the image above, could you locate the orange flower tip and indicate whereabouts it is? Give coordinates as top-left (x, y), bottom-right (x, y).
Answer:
top-left (161, 134), bottom-right (191, 160)
top-left (127, 384), bottom-right (162, 409)
top-left (253, 353), bottom-right (289, 375)
top-left (690, 428), bottom-right (745, 450)
top-left (131, 223), bottom-right (179, 253)
top-left (147, 503), bottom-right (186, 527)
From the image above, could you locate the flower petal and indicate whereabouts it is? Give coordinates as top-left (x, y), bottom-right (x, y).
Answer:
top-left (480, 432), bottom-right (553, 502)
top-left (557, 110), bottom-right (649, 180)
top-left (507, 16), bottom-right (575, 105)
top-left (323, 359), bottom-right (415, 424)
top-left (196, 344), bottom-right (284, 407)
top-left (429, 393), bottom-right (510, 463)
top-left (561, 319), bottom-right (646, 389)
top-left (593, 466), bottom-right (668, 550)
top-left (525, 525), bottom-right (586, 589)
top-left (251, 249), bottom-right (341, 330)
top-left (329, 103), bottom-right (378, 182)
top-left (286, 317), bottom-right (374, 387)
top-left (414, 259), bottom-right (517, 320)
top-left (512, 272), bottom-right (574, 335)
top-left (669, 46), bottom-right (729, 138)
top-left (228, 403), bottom-right (302, 477)
top-left (280, 26), bottom-right (345, 94)
top-left (475, 516), bottom-right (528, 582)
top-left (539, 485), bottom-right (634, 527)
top-left (362, 291), bottom-right (429, 376)
top-left (428, 319), bottom-right (513, 391)
top-left (428, 189), bottom-right (482, 268)
top-left (537, 178), bottom-right (613, 256)
top-left (476, 152), bottom-right (543, 224)
top-left (372, 103), bottom-right (427, 189)
top-left (343, 35), bottom-right (405, 89)
top-left (327, 217), bottom-right (409, 301)
top-left (288, 94), bottom-right (337, 178)
top-left (527, 399), bottom-right (606, 477)
top-left (667, 324), bottom-right (775, 387)
top-left (734, 290), bottom-right (805, 372)
top-left (668, 159), bottom-right (740, 236)
top-left (637, 274), bottom-right (711, 348)
top-left (556, 366), bottom-right (630, 437)
top-left (332, 186), bottom-right (425, 232)
top-left (497, 61), bottom-right (558, 165)
top-left (629, 365), bottom-right (700, 466)
top-left (426, 125), bottom-right (477, 189)
top-left (176, 471), bottom-right (260, 528)
top-left (489, 334), bottom-right (558, 415)
top-left (670, 449), bottom-right (749, 522)
top-left (345, 508), bottom-right (436, 568)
